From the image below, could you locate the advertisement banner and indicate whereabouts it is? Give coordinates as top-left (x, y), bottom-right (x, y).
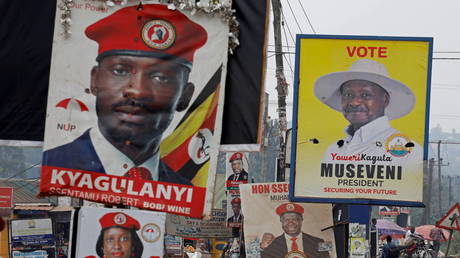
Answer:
top-left (40, 1), bottom-right (229, 217)
top-left (11, 219), bottom-right (54, 247)
top-left (240, 183), bottom-right (336, 258)
top-left (0, 187), bottom-right (13, 208)
top-left (291, 35), bottom-right (432, 206)
top-left (166, 209), bottom-right (233, 238)
top-left (74, 207), bottom-right (165, 257)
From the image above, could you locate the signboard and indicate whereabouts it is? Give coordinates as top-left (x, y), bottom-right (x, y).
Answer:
top-left (39, 1), bottom-right (229, 217)
top-left (74, 207), bottom-right (165, 257)
top-left (11, 219), bottom-right (54, 247)
top-left (436, 203), bottom-right (460, 231)
top-left (240, 183), bottom-right (336, 258)
top-left (164, 235), bottom-right (183, 255)
top-left (0, 187), bottom-right (13, 208)
top-left (291, 35), bottom-right (433, 206)
top-left (378, 206), bottom-right (400, 216)
top-left (166, 209), bottom-right (233, 238)
top-left (12, 250), bottom-right (49, 258)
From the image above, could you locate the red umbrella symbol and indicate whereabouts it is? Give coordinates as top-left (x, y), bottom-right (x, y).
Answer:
top-left (55, 98), bottom-right (89, 112)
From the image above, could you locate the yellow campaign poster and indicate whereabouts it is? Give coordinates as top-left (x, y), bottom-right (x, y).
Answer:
top-left (291, 35), bottom-right (432, 205)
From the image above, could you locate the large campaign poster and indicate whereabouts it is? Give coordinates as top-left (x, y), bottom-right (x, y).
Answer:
top-left (291, 35), bottom-right (433, 206)
top-left (39, 1), bottom-right (228, 217)
top-left (240, 183), bottom-right (336, 258)
top-left (74, 207), bottom-right (166, 257)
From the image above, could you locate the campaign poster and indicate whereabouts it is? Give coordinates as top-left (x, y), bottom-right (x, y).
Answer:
top-left (39, 1), bottom-right (229, 217)
top-left (291, 35), bottom-right (433, 206)
top-left (239, 183), bottom-right (336, 258)
top-left (165, 209), bottom-right (233, 238)
top-left (225, 152), bottom-right (251, 190)
top-left (74, 207), bottom-right (165, 257)
top-left (226, 191), bottom-right (242, 228)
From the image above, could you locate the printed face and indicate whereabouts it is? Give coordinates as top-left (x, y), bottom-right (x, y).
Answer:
top-left (91, 55), bottom-right (191, 144)
top-left (231, 203), bottom-right (241, 216)
top-left (340, 80), bottom-right (389, 130)
top-left (280, 212), bottom-right (303, 237)
top-left (231, 160), bottom-right (243, 174)
top-left (102, 227), bottom-right (133, 258)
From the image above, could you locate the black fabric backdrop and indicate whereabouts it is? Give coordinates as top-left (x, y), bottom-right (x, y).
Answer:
top-left (221, 0), bottom-right (268, 145)
top-left (0, 0), bottom-right (267, 145)
top-left (0, 0), bottom-right (56, 141)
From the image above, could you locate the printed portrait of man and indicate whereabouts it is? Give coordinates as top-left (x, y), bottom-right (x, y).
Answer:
top-left (43, 4), bottom-right (208, 185)
top-left (261, 202), bottom-right (330, 258)
top-left (227, 197), bottom-right (243, 226)
top-left (315, 59), bottom-right (422, 172)
top-left (226, 152), bottom-right (249, 182)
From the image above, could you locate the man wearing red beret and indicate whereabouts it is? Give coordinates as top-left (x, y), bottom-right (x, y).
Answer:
top-left (227, 197), bottom-right (243, 227)
top-left (261, 203), bottom-right (330, 258)
top-left (226, 152), bottom-right (249, 182)
top-left (43, 4), bottom-right (207, 185)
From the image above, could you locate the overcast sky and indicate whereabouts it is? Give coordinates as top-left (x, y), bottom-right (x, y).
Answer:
top-left (265, 0), bottom-right (460, 132)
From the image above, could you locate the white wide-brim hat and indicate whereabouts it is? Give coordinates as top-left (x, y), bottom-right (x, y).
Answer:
top-left (314, 59), bottom-right (415, 120)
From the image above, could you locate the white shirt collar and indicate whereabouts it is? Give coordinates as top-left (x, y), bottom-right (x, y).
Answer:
top-left (345, 116), bottom-right (391, 143)
top-left (90, 127), bottom-right (159, 180)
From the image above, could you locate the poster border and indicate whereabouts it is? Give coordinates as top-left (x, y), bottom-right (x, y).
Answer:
top-left (289, 34), bottom-right (433, 207)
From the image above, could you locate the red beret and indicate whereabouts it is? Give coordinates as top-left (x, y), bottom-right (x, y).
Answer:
top-left (229, 152), bottom-right (243, 162)
top-left (231, 197), bottom-right (241, 205)
top-left (276, 203), bottom-right (304, 216)
top-left (99, 212), bottom-right (140, 231)
top-left (85, 4), bottom-right (207, 69)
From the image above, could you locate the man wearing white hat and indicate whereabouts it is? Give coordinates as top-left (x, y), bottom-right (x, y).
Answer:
top-left (315, 59), bottom-right (422, 180)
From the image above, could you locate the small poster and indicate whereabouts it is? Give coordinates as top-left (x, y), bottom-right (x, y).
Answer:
top-left (74, 207), bottom-right (165, 258)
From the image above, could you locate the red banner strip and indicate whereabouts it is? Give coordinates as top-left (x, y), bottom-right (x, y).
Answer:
top-left (39, 166), bottom-right (206, 218)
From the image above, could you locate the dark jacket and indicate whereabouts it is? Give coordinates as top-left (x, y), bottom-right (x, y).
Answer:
top-left (227, 170), bottom-right (249, 181)
top-left (261, 232), bottom-right (330, 258)
top-left (43, 130), bottom-right (191, 185)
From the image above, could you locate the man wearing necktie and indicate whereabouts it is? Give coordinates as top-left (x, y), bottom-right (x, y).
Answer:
top-left (226, 152), bottom-right (249, 182)
top-left (227, 197), bottom-right (243, 227)
top-left (43, 4), bottom-right (207, 185)
top-left (261, 203), bottom-right (331, 258)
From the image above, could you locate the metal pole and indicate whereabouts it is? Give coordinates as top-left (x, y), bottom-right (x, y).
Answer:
top-left (437, 140), bottom-right (442, 216)
top-left (271, 0), bottom-right (288, 181)
top-left (449, 176), bottom-right (452, 205)
top-left (445, 229), bottom-right (454, 257)
top-left (424, 158), bottom-right (434, 224)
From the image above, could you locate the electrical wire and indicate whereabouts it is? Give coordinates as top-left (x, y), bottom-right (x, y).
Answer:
top-left (4, 161), bottom-right (41, 180)
top-left (280, 5), bottom-right (296, 45)
top-left (296, 0), bottom-right (316, 34)
top-left (285, 0), bottom-right (303, 34)
top-left (281, 14), bottom-right (294, 77)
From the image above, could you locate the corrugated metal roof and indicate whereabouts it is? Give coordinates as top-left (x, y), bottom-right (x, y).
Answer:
top-left (0, 179), bottom-right (54, 204)
top-left (13, 205), bottom-right (53, 210)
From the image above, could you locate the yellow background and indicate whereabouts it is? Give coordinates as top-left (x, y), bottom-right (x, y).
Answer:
top-left (294, 38), bottom-right (430, 201)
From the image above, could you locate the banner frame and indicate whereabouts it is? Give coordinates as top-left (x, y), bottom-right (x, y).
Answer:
top-left (289, 34), bottom-right (433, 207)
